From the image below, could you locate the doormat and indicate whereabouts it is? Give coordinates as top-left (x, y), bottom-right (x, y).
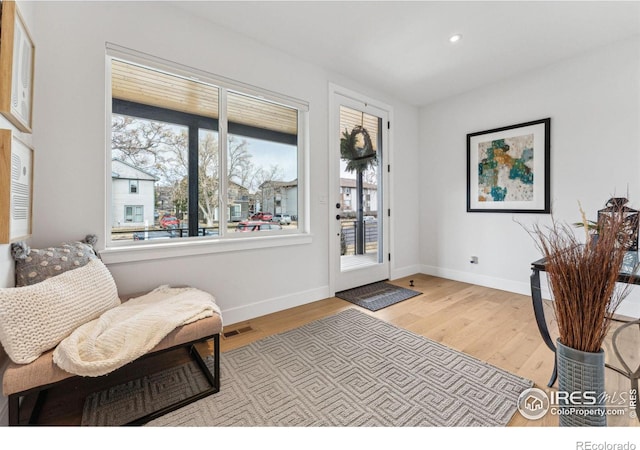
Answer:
top-left (82, 309), bottom-right (532, 426)
top-left (335, 281), bottom-right (421, 311)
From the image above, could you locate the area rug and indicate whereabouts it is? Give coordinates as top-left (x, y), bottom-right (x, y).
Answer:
top-left (335, 281), bottom-right (421, 311)
top-left (82, 308), bottom-right (532, 426)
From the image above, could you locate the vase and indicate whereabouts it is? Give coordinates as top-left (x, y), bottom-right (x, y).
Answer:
top-left (556, 339), bottom-right (607, 426)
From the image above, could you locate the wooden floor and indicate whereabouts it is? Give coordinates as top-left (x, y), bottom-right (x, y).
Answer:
top-left (221, 274), bottom-right (640, 427)
top-left (29, 273), bottom-right (640, 427)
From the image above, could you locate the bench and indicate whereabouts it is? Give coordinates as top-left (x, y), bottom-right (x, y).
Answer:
top-left (2, 296), bottom-right (222, 426)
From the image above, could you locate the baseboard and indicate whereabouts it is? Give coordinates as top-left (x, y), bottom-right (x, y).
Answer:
top-left (417, 265), bottom-right (640, 319)
top-left (419, 264), bottom-right (544, 298)
top-left (220, 285), bottom-right (331, 326)
top-left (390, 264), bottom-right (422, 281)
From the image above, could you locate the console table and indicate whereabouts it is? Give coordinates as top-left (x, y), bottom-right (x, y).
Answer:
top-left (530, 251), bottom-right (640, 387)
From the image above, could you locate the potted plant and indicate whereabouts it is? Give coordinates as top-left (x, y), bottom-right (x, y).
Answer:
top-left (529, 202), bottom-right (636, 426)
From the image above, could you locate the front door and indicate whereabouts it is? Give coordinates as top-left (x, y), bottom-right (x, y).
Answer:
top-left (331, 90), bottom-right (390, 293)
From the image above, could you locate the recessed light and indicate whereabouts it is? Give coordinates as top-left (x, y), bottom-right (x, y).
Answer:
top-left (449, 34), bottom-right (462, 43)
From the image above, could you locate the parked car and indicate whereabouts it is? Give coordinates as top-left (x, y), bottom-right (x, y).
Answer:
top-left (272, 213), bottom-right (291, 225)
top-left (160, 214), bottom-right (180, 229)
top-left (250, 212), bottom-right (273, 221)
top-left (134, 228), bottom-right (218, 240)
top-left (199, 228), bottom-right (219, 237)
top-left (133, 230), bottom-right (177, 241)
top-left (235, 221), bottom-right (282, 232)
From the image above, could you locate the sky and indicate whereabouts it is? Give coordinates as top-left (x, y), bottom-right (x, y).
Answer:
top-left (242, 136), bottom-right (297, 181)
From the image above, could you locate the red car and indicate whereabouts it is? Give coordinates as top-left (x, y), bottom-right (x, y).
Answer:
top-left (160, 214), bottom-right (180, 229)
top-left (250, 212), bottom-right (273, 221)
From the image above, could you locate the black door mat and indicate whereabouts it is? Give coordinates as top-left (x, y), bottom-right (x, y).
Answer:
top-left (335, 281), bottom-right (421, 311)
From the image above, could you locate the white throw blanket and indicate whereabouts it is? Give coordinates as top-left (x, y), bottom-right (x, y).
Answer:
top-left (53, 285), bottom-right (221, 377)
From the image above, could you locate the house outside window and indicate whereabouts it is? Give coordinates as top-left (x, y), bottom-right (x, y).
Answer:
top-left (339, 178), bottom-right (377, 215)
top-left (106, 46), bottom-right (308, 250)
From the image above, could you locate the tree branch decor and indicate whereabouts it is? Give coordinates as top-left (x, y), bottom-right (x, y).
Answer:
top-left (529, 203), bottom-right (636, 353)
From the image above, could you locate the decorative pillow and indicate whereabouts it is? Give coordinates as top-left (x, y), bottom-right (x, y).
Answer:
top-left (0, 258), bottom-right (120, 364)
top-left (12, 235), bottom-right (98, 287)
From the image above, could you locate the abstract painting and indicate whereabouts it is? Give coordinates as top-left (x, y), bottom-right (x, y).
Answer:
top-left (467, 118), bottom-right (550, 213)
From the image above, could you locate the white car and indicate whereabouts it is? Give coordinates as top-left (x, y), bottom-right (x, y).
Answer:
top-left (273, 214), bottom-right (292, 225)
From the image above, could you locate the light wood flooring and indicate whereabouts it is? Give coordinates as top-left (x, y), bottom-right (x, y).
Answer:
top-left (27, 273), bottom-right (639, 426)
top-left (221, 274), bottom-right (640, 427)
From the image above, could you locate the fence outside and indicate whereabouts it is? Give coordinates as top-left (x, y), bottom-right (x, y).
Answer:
top-left (340, 220), bottom-right (378, 255)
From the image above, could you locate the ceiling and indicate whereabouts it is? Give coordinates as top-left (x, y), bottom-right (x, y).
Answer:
top-left (171, 1), bottom-right (640, 107)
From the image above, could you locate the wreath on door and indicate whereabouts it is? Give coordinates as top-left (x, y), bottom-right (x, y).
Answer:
top-left (340, 125), bottom-right (377, 170)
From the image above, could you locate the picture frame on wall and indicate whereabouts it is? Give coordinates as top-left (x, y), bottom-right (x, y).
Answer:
top-left (467, 118), bottom-right (550, 214)
top-left (0, 129), bottom-right (33, 243)
top-left (0, 0), bottom-right (35, 133)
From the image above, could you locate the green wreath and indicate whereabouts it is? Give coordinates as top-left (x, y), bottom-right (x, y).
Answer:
top-left (340, 125), bottom-right (377, 172)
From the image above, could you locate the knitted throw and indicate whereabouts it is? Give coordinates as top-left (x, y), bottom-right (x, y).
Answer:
top-left (53, 285), bottom-right (221, 377)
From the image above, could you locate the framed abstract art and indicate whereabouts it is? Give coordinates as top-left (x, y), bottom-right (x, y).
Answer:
top-left (467, 118), bottom-right (550, 213)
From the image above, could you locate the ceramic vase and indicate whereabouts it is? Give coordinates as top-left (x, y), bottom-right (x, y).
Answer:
top-left (556, 339), bottom-right (607, 426)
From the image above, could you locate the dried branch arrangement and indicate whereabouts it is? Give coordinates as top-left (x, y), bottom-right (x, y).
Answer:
top-left (530, 205), bottom-right (636, 353)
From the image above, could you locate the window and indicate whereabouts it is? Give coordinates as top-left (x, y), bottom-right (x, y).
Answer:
top-left (124, 205), bottom-right (144, 223)
top-left (106, 47), bottom-right (308, 251)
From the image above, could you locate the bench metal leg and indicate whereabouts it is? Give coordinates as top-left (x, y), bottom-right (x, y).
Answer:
top-left (8, 394), bottom-right (19, 426)
top-left (8, 333), bottom-right (221, 426)
top-left (125, 334), bottom-right (220, 426)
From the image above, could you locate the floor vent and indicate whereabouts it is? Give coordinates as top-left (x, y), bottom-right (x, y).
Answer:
top-left (223, 326), bottom-right (254, 338)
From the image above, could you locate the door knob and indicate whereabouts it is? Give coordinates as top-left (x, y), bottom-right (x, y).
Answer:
top-left (336, 214), bottom-right (341, 220)
top-left (336, 203), bottom-right (341, 209)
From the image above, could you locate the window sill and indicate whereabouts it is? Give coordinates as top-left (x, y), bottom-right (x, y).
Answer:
top-left (99, 233), bottom-right (313, 265)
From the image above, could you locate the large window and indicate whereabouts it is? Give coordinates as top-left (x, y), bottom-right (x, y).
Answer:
top-left (107, 50), bottom-right (307, 248)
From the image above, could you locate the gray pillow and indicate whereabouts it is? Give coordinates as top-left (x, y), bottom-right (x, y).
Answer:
top-left (11, 235), bottom-right (99, 287)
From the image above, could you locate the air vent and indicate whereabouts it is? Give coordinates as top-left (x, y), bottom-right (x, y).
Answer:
top-left (223, 325), bottom-right (254, 338)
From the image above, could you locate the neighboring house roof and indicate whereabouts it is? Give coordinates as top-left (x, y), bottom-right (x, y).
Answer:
top-left (112, 159), bottom-right (159, 181)
top-left (260, 179), bottom-right (298, 189)
top-left (229, 181), bottom-right (250, 192)
top-left (340, 177), bottom-right (377, 191)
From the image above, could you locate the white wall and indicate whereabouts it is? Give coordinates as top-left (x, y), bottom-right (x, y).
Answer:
top-left (419, 37), bottom-right (640, 317)
top-left (30, 1), bottom-right (420, 325)
top-left (0, 0), bottom-right (37, 429)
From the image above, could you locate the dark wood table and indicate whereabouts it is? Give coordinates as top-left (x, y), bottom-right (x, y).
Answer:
top-left (530, 251), bottom-right (640, 387)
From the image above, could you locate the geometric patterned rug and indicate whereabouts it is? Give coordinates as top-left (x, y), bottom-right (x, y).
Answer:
top-left (82, 309), bottom-right (532, 426)
top-left (335, 281), bottom-right (422, 311)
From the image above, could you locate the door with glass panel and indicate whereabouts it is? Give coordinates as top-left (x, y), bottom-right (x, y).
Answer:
top-left (333, 94), bottom-right (389, 293)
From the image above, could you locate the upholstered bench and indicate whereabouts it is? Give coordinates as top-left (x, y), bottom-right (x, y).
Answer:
top-left (1, 238), bottom-right (222, 426)
top-left (2, 296), bottom-right (222, 426)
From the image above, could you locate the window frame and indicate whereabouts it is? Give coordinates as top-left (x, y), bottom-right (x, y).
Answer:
top-left (102, 44), bottom-right (311, 264)
top-left (124, 205), bottom-right (144, 223)
top-left (129, 180), bottom-right (138, 194)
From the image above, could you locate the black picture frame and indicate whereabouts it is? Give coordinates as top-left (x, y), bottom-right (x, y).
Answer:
top-left (467, 118), bottom-right (550, 213)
